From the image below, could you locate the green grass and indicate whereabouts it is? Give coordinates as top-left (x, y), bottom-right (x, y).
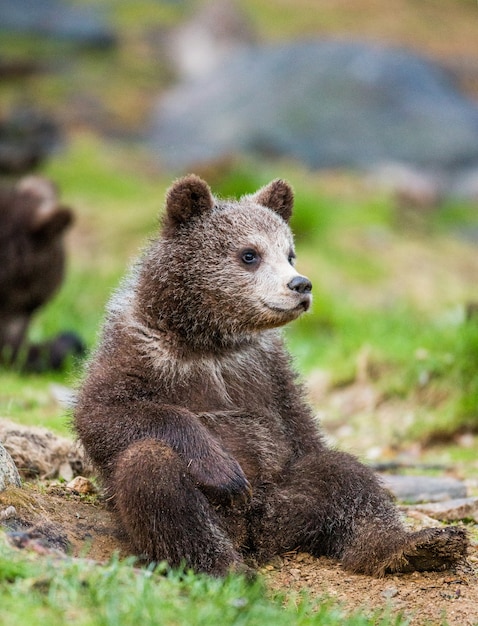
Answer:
top-left (0, 541), bottom-right (406, 626)
top-left (0, 371), bottom-right (74, 434)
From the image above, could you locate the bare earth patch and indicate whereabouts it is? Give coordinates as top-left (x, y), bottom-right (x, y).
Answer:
top-left (262, 552), bottom-right (478, 626)
top-left (1, 482), bottom-right (477, 626)
top-left (0, 484), bottom-right (127, 563)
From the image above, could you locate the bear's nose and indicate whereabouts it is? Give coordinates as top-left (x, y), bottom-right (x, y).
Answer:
top-left (288, 275), bottom-right (312, 294)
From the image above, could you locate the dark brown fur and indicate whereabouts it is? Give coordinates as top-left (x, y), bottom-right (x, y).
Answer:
top-left (74, 175), bottom-right (467, 576)
top-left (0, 176), bottom-right (84, 371)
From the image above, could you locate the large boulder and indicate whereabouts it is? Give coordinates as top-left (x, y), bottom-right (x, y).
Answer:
top-left (150, 40), bottom-right (478, 175)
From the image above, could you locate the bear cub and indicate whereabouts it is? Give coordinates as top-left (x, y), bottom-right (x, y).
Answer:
top-left (0, 176), bottom-right (84, 371)
top-left (75, 175), bottom-right (467, 576)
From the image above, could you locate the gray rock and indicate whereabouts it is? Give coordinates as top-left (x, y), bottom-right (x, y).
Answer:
top-left (0, 0), bottom-right (115, 48)
top-left (0, 505), bottom-right (17, 521)
top-left (411, 497), bottom-right (478, 522)
top-left (380, 474), bottom-right (467, 504)
top-left (0, 442), bottom-right (21, 492)
top-left (150, 40), bottom-right (478, 175)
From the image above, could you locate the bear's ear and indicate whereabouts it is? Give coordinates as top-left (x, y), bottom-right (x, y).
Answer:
top-left (17, 176), bottom-right (74, 241)
top-left (31, 206), bottom-right (73, 241)
top-left (163, 174), bottom-right (214, 231)
top-left (251, 179), bottom-right (294, 223)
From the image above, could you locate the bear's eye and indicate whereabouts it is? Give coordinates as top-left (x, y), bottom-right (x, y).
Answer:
top-left (241, 249), bottom-right (260, 265)
top-left (288, 251), bottom-right (296, 266)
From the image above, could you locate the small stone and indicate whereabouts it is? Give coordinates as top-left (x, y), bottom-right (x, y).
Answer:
top-left (66, 476), bottom-right (96, 495)
top-left (381, 586), bottom-right (399, 599)
top-left (0, 506), bottom-right (17, 521)
top-left (0, 443), bottom-right (21, 491)
top-left (289, 568), bottom-right (301, 578)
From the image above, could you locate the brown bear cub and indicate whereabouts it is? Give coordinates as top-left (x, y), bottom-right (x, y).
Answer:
top-left (0, 176), bottom-right (84, 371)
top-left (75, 175), bottom-right (467, 576)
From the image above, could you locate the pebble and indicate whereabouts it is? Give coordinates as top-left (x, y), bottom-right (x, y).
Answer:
top-left (381, 586), bottom-right (399, 599)
top-left (0, 506), bottom-right (17, 521)
top-left (65, 476), bottom-right (96, 495)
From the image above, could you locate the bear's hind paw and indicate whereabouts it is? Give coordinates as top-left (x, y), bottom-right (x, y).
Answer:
top-left (384, 526), bottom-right (468, 575)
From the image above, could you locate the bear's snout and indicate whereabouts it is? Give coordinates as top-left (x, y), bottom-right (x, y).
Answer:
top-left (287, 275), bottom-right (312, 295)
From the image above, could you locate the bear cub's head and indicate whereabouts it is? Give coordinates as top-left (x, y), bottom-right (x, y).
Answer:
top-left (136, 175), bottom-right (312, 350)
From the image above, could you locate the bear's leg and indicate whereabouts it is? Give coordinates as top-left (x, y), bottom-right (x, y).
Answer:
top-left (250, 449), bottom-right (467, 576)
top-left (110, 438), bottom-right (242, 576)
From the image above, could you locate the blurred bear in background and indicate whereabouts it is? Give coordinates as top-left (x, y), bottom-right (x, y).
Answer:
top-left (0, 176), bottom-right (84, 372)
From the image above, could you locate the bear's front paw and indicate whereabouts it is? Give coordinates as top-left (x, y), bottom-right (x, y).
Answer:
top-left (187, 453), bottom-right (252, 506)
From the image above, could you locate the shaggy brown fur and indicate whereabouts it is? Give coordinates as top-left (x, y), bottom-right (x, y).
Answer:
top-left (0, 176), bottom-right (84, 371)
top-left (74, 175), bottom-right (467, 576)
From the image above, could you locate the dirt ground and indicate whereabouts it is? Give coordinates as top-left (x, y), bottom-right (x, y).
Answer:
top-left (1, 482), bottom-right (478, 626)
top-left (262, 551), bottom-right (478, 626)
